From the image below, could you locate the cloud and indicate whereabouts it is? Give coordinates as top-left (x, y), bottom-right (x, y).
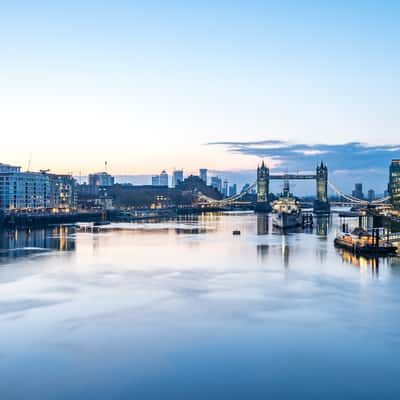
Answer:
top-left (206, 140), bottom-right (400, 193)
top-left (207, 140), bottom-right (400, 172)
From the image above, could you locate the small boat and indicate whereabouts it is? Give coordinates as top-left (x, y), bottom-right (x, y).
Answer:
top-left (75, 222), bottom-right (94, 230)
top-left (334, 228), bottom-right (397, 256)
top-left (272, 179), bottom-right (302, 229)
top-left (232, 230), bottom-right (241, 235)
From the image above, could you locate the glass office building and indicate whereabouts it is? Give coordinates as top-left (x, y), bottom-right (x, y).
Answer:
top-left (389, 159), bottom-right (400, 209)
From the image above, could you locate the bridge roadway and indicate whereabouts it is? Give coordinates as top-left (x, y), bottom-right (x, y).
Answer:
top-left (269, 174), bottom-right (316, 180)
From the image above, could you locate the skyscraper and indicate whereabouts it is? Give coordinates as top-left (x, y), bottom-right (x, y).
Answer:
top-left (211, 176), bottom-right (222, 192)
top-left (199, 168), bottom-right (207, 184)
top-left (352, 183), bottom-right (364, 199)
top-left (229, 184), bottom-right (237, 196)
top-left (151, 175), bottom-right (160, 186)
top-left (241, 183), bottom-right (250, 193)
top-left (172, 170), bottom-right (183, 187)
top-left (159, 170), bottom-right (169, 187)
top-left (222, 180), bottom-right (228, 196)
top-left (367, 189), bottom-right (375, 202)
top-left (389, 159), bottom-right (400, 209)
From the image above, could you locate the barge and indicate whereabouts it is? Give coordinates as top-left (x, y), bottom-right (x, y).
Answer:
top-left (334, 228), bottom-right (397, 256)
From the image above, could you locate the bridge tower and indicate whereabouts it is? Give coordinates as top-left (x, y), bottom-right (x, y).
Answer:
top-left (256, 161), bottom-right (271, 212)
top-left (313, 161), bottom-right (330, 213)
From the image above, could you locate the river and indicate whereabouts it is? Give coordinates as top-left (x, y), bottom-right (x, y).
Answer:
top-left (0, 212), bottom-right (399, 399)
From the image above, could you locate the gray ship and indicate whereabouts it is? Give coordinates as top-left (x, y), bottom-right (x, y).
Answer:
top-left (272, 179), bottom-right (302, 229)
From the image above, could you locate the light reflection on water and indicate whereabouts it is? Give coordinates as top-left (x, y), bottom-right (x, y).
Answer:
top-left (0, 212), bottom-right (399, 399)
top-left (0, 225), bottom-right (75, 260)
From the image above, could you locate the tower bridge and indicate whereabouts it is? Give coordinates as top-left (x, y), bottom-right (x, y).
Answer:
top-left (256, 161), bottom-right (329, 213)
top-left (196, 162), bottom-right (390, 212)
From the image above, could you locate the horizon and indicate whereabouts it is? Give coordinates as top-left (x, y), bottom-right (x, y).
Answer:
top-left (0, 152), bottom-right (394, 195)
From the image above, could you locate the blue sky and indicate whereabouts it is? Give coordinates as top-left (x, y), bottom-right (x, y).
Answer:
top-left (0, 1), bottom-right (398, 191)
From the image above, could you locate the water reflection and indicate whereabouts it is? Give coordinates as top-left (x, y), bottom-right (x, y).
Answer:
top-left (315, 215), bottom-right (329, 237)
top-left (254, 212), bottom-right (400, 270)
top-left (281, 235), bottom-right (290, 268)
top-left (257, 213), bottom-right (269, 235)
top-left (257, 244), bottom-right (269, 259)
top-left (174, 227), bottom-right (208, 235)
top-left (256, 214), bottom-right (291, 266)
top-left (336, 248), bottom-right (383, 276)
top-left (314, 216), bottom-right (329, 264)
top-left (0, 226), bottom-right (75, 260)
top-left (256, 213), bottom-right (291, 266)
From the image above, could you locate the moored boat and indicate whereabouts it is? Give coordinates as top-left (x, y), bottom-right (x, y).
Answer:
top-left (334, 227), bottom-right (397, 256)
top-left (272, 179), bottom-right (302, 229)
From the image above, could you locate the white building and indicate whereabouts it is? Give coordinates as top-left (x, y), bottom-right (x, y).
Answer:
top-left (0, 164), bottom-right (76, 211)
top-left (0, 171), bottom-right (50, 210)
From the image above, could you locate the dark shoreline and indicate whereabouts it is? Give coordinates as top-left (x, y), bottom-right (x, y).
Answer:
top-left (0, 206), bottom-right (253, 229)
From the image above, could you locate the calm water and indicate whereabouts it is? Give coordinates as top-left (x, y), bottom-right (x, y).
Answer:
top-left (1, 213), bottom-right (400, 399)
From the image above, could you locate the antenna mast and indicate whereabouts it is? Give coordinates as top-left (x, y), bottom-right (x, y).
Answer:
top-left (27, 152), bottom-right (32, 172)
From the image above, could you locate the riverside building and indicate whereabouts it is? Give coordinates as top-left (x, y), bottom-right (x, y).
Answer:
top-left (0, 163), bottom-right (75, 212)
top-left (49, 174), bottom-right (76, 210)
top-left (88, 172), bottom-right (114, 193)
top-left (389, 159), bottom-right (400, 209)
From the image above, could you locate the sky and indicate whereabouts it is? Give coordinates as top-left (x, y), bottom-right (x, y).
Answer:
top-left (0, 1), bottom-right (399, 192)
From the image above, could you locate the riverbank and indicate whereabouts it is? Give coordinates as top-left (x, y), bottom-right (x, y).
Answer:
top-left (0, 210), bottom-right (104, 228)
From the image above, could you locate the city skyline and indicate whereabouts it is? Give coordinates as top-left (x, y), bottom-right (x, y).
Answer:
top-left (0, 158), bottom-right (392, 196)
top-left (1, 1), bottom-right (399, 178)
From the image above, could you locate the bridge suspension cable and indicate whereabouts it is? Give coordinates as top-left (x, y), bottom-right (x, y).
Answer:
top-left (327, 181), bottom-right (367, 204)
top-left (197, 181), bottom-right (257, 205)
top-left (328, 181), bottom-right (390, 205)
top-left (371, 196), bottom-right (391, 204)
